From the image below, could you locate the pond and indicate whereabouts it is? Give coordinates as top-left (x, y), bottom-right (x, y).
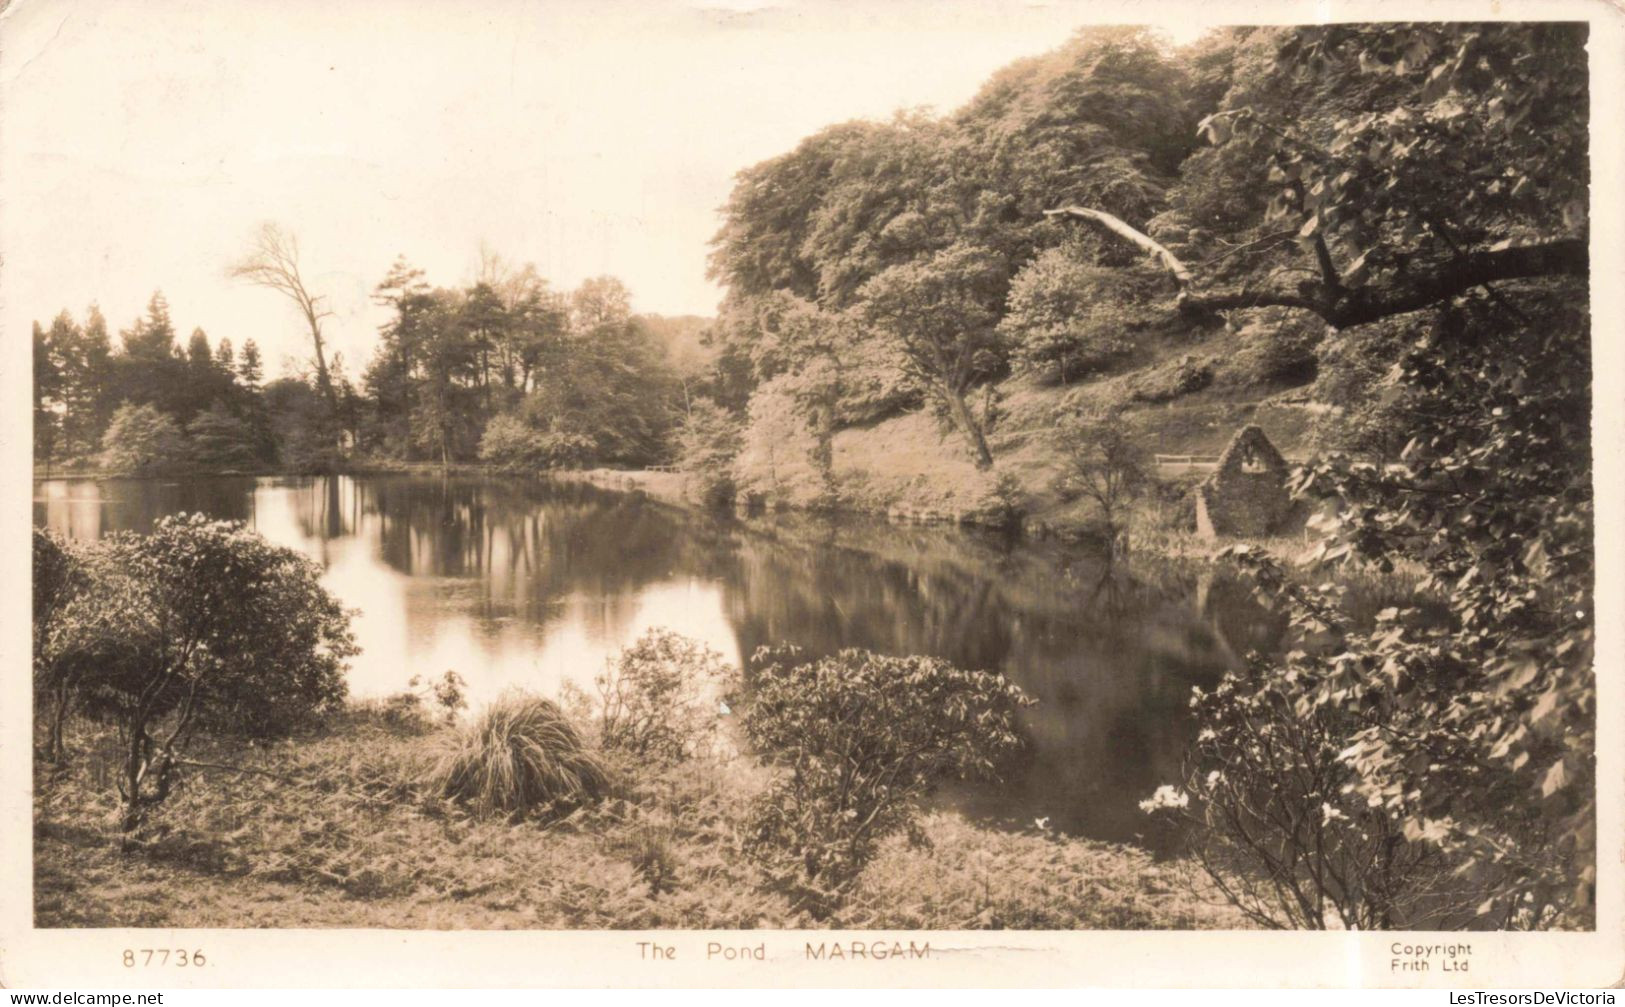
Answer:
top-left (33, 473), bottom-right (1283, 849)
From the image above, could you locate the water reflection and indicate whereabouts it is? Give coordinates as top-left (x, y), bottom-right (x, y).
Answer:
top-left (33, 473), bottom-right (1281, 846)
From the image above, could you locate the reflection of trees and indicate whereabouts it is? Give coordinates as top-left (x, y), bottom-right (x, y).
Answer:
top-left (37, 473), bottom-right (1289, 848)
top-left (711, 514), bottom-right (1283, 844)
top-left (34, 477), bottom-right (258, 541)
top-left (288, 476), bottom-right (730, 635)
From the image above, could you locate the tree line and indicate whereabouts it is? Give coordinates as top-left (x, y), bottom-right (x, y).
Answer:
top-left (31, 260), bottom-right (710, 474)
top-left (33, 294), bottom-right (273, 471)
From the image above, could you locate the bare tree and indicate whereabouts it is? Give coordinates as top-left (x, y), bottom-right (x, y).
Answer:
top-left (229, 223), bottom-right (338, 413)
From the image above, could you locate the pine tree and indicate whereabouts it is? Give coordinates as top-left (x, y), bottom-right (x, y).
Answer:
top-left (238, 339), bottom-right (263, 390)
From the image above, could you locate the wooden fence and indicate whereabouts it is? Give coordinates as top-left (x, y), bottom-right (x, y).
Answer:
top-left (1154, 453), bottom-right (1222, 473)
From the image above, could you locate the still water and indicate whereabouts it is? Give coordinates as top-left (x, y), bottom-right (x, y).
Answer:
top-left (33, 474), bottom-right (1281, 847)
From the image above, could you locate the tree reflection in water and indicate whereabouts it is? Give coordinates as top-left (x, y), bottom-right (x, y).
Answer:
top-left (34, 473), bottom-right (1297, 848)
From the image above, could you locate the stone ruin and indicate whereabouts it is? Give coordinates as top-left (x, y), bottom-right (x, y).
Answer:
top-left (1195, 425), bottom-right (1292, 540)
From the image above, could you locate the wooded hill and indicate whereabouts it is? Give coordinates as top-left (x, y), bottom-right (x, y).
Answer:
top-left (693, 24), bottom-right (1587, 531)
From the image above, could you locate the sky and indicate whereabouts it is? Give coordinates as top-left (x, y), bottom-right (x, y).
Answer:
top-left (0, 0), bottom-right (1214, 377)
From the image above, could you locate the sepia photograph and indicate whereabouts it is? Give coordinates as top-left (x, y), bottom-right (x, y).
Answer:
top-left (6, 0), bottom-right (1620, 985)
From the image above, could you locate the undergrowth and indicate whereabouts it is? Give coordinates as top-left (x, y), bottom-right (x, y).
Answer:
top-left (34, 708), bottom-right (1248, 930)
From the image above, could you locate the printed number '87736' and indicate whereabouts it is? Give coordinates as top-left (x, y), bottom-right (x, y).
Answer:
top-left (122, 949), bottom-right (206, 967)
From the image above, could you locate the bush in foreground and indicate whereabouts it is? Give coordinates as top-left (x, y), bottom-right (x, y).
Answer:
top-left (37, 514), bottom-right (354, 835)
top-left (596, 629), bottom-right (733, 763)
top-left (1144, 655), bottom-right (1481, 930)
top-left (428, 691), bottom-right (610, 821)
top-left (741, 647), bottom-right (1031, 916)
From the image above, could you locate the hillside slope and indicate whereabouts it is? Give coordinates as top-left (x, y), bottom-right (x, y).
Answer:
top-left (737, 319), bottom-right (1329, 537)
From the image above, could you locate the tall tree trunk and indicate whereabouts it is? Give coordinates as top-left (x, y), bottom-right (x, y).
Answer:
top-left (942, 386), bottom-right (993, 469)
top-left (305, 310), bottom-right (338, 417)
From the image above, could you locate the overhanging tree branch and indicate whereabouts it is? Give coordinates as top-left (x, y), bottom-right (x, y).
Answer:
top-left (1045, 205), bottom-right (1587, 329)
top-left (1044, 206), bottom-right (1193, 286)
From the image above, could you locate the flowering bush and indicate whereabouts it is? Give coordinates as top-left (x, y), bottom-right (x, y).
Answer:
top-left (1145, 653), bottom-right (1492, 930)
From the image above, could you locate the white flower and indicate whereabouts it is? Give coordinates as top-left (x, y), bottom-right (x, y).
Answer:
top-left (1321, 802), bottom-right (1347, 825)
top-left (1138, 785), bottom-right (1190, 814)
top-left (1198, 728), bottom-right (1217, 743)
top-left (1206, 770), bottom-right (1223, 789)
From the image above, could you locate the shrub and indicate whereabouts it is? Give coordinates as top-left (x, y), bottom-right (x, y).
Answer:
top-left (479, 413), bottom-right (599, 471)
top-left (367, 671), bottom-right (468, 731)
top-left (1144, 655), bottom-right (1489, 929)
top-left (100, 403), bottom-right (187, 473)
top-left (741, 647), bottom-right (1031, 916)
top-left (675, 400), bottom-right (743, 507)
top-left (39, 515), bottom-right (355, 834)
top-left (596, 629), bottom-right (732, 763)
top-left (1001, 252), bottom-right (1160, 385)
top-left (33, 529), bottom-right (87, 762)
top-left (478, 414), bottom-right (543, 470)
top-left (185, 402), bottom-right (261, 469)
top-left (1050, 409), bottom-right (1150, 539)
top-left (428, 691), bottom-right (609, 820)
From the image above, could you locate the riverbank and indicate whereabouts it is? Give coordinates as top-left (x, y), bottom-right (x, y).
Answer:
top-left (555, 463), bottom-right (1316, 566)
top-left (34, 707), bottom-right (1248, 930)
top-left (32, 457), bottom-right (495, 481)
top-left (35, 457), bottom-right (1314, 567)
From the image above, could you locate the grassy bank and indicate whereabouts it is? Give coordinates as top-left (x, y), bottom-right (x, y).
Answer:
top-left (555, 322), bottom-right (1330, 553)
top-left (698, 316), bottom-right (1331, 546)
top-left (34, 708), bottom-right (1248, 930)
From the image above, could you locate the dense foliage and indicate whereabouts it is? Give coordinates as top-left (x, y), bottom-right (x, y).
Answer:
top-left (1176, 25), bottom-right (1592, 929)
top-left (716, 18), bottom-right (1599, 930)
top-left (706, 28), bottom-right (1193, 470)
top-left (34, 295), bottom-right (272, 471)
top-left (741, 647), bottom-right (1030, 915)
top-left (33, 264), bottom-right (709, 475)
top-left (99, 403), bottom-right (188, 474)
top-left (34, 517), bottom-right (355, 833)
top-left (595, 629), bottom-right (733, 763)
top-left (1150, 653), bottom-right (1512, 929)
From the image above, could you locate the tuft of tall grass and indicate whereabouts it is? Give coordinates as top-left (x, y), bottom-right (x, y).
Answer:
top-left (427, 692), bottom-right (610, 821)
